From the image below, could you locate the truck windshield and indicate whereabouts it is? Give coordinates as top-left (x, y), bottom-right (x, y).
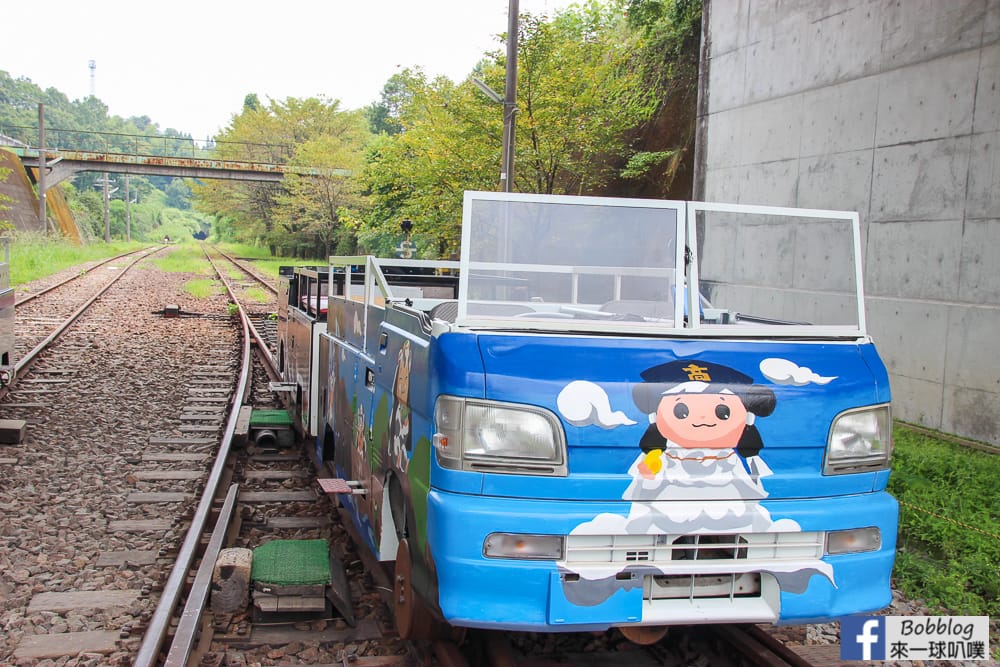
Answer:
top-left (456, 193), bottom-right (866, 338)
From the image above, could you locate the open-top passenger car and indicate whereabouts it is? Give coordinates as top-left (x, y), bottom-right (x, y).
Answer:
top-left (281, 191), bottom-right (897, 640)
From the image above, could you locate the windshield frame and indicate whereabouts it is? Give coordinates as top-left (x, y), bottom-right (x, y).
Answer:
top-left (452, 192), bottom-right (868, 339)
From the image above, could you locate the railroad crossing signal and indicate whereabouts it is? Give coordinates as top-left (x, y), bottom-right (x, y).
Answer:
top-left (397, 219), bottom-right (414, 258)
top-left (396, 239), bottom-right (414, 259)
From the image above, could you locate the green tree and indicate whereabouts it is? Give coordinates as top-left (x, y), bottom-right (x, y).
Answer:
top-left (361, 69), bottom-right (500, 257)
top-left (506, 1), bottom-right (659, 194)
top-left (63, 184), bottom-right (104, 240)
top-left (194, 95), bottom-right (369, 256)
top-left (275, 117), bottom-right (369, 258)
top-left (164, 179), bottom-right (192, 210)
top-left (366, 71), bottom-right (422, 136)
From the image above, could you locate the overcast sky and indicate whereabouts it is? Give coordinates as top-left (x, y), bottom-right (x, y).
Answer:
top-left (3, 0), bottom-right (577, 141)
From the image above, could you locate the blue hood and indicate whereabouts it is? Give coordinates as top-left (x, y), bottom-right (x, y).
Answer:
top-left (459, 333), bottom-right (890, 501)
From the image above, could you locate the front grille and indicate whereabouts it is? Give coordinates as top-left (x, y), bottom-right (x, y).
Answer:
top-left (565, 531), bottom-right (824, 566)
top-left (647, 572), bottom-right (761, 601)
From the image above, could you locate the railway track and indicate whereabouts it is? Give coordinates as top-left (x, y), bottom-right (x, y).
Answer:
top-left (150, 248), bottom-right (409, 666)
top-left (210, 247), bottom-right (280, 297)
top-left (12, 248), bottom-right (154, 310)
top-left (409, 623), bottom-right (834, 667)
top-left (0, 245), bottom-right (241, 664)
top-left (9, 247), bottom-right (159, 386)
top-left (207, 247), bottom-right (280, 361)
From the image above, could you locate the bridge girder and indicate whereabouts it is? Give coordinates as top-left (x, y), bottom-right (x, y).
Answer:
top-left (15, 148), bottom-right (332, 187)
top-left (21, 157), bottom-right (286, 187)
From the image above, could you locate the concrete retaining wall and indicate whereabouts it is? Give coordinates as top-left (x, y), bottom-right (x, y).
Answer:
top-left (695, 0), bottom-right (1000, 444)
top-left (0, 149), bottom-right (45, 233)
top-left (0, 149), bottom-right (83, 242)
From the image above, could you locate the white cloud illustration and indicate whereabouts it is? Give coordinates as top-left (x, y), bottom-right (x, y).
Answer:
top-left (760, 358), bottom-right (836, 386)
top-left (557, 381), bottom-right (637, 428)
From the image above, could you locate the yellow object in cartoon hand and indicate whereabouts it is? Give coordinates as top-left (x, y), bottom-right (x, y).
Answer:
top-left (637, 449), bottom-right (663, 479)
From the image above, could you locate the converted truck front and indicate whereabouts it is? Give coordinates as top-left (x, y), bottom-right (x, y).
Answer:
top-left (421, 192), bottom-right (896, 633)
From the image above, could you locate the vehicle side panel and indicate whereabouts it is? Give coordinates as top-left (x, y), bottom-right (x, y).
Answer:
top-left (323, 299), bottom-right (439, 563)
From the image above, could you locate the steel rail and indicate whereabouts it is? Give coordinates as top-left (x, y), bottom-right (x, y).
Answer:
top-left (133, 255), bottom-right (255, 667)
top-left (14, 247), bottom-right (151, 308)
top-left (211, 245), bottom-right (279, 295)
top-left (163, 483), bottom-right (240, 667)
top-left (204, 246), bottom-right (279, 378)
top-left (712, 624), bottom-right (820, 667)
top-left (136, 246), bottom-right (280, 664)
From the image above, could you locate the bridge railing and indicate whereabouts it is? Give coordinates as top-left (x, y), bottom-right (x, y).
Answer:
top-left (0, 125), bottom-right (294, 166)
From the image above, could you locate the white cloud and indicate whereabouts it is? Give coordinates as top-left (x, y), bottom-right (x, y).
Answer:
top-left (759, 358), bottom-right (836, 386)
top-left (557, 380), bottom-right (637, 428)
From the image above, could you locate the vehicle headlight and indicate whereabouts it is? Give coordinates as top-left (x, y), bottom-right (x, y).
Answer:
top-left (433, 396), bottom-right (567, 476)
top-left (484, 533), bottom-right (565, 560)
top-left (826, 527), bottom-right (881, 555)
top-left (824, 404), bottom-right (892, 474)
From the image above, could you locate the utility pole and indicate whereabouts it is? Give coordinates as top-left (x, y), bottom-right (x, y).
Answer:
top-left (500, 0), bottom-right (519, 192)
top-left (125, 174), bottom-right (131, 242)
top-left (103, 173), bottom-right (111, 243)
top-left (37, 104), bottom-right (47, 232)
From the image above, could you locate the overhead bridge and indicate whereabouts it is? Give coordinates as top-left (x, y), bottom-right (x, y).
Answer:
top-left (12, 147), bottom-right (339, 187)
top-left (2, 121), bottom-right (344, 234)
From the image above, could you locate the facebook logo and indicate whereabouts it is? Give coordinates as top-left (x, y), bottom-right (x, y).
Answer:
top-left (841, 616), bottom-right (886, 660)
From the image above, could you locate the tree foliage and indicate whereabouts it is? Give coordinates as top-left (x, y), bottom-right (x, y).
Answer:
top-left (361, 69), bottom-right (499, 257)
top-left (358, 0), bottom-right (696, 256)
top-left (513, 2), bottom-right (660, 194)
top-left (193, 96), bottom-right (370, 257)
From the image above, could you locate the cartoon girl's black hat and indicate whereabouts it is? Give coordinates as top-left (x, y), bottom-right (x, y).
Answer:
top-left (633, 359), bottom-right (776, 419)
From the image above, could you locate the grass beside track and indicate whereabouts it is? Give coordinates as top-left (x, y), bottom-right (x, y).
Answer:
top-left (889, 423), bottom-right (1000, 620)
top-left (152, 243), bottom-right (212, 275)
top-left (8, 234), bottom-right (147, 286)
top-left (150, 243), bottom-right (221, 298)
top-left (183, 278), bottom-right (221, 298)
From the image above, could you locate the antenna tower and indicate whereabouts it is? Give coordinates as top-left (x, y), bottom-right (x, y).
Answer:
top-left (88, 60), bottom-right (96, 97)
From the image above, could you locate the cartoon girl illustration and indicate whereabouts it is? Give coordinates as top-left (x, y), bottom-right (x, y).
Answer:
top-left (555, 359), bottom-right (835, 607)
top-left (626, 359), bottom-right (777, 502)
top-left (387, 340), bottom-right (412, 472)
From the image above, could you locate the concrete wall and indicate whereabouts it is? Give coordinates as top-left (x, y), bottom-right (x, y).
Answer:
top-left (695, 0), bottom-right (1000, 444)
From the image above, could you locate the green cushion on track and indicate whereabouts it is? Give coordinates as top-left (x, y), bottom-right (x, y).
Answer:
top-left (249, 409), bottom-right (294, 427)
top-left (251, 539), bottom-right (330, 586)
